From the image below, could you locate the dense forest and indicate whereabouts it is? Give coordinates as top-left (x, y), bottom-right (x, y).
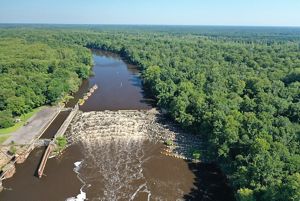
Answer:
top-left (0, 35), bottom-right (92, 128)
top-left (0, 25), bottom-right (299, 201)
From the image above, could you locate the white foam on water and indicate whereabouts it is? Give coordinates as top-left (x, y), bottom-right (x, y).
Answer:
top-left (65, 161), bottom-right (87, 201)
top-left (74, 161), bottom-right (83, 172)
top-left (68, 111), bottom-right (157, 200)
top-left (130, 183), bottom-right (152, 201)
top-left (65, 189), bottom-right (86, 201)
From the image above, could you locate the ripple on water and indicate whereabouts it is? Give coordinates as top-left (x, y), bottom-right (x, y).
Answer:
top-left (66, 161), bottom-right (87, 201)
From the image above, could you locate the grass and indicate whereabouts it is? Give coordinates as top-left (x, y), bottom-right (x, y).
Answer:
top-left (0, 107), bottom-right (43, 135)
top-left (0, 135), bottom-right (9, 144)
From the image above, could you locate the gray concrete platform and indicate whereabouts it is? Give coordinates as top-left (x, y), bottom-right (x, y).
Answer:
top-left (2, 106), bottom-right (60, 146)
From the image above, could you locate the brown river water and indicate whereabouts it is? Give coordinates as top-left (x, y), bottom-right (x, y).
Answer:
top-left (0, 50), bottom-right (234, 201)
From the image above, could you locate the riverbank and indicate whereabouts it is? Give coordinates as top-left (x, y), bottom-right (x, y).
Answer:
top-left (0, 106), bottom-right (61, 176)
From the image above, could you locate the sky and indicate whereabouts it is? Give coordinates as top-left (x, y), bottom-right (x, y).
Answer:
top-left (0, 0), bottom-right (300, 26)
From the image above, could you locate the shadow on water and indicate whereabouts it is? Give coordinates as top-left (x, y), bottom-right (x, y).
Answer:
top-left (139, 87), bottom-right (157, 107)
top-left (183, 162), bottom-right (235, 201)
top-left (155, 114), bottom-right (236, 201)
top-left (40, 111), bottom-right (71, 139)
top-left (33, 147), bottom-right (47, 178)
top-left (129, 76), bottom-right (142, 88)
top-left (65, 79), bottom-right (90, 108)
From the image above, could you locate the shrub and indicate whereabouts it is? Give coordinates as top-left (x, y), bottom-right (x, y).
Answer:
top-left (236, 188), bottom-right (256, 201)
top-left (56, 136), bottom-right (67, 152)
top-left (192, 150), bottom-right (201, 160)
top-left (165, 139), bottom-right (174, 146)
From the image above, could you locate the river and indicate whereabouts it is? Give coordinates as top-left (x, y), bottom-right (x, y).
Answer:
top-left (0, 50), bottom-right (234, 201)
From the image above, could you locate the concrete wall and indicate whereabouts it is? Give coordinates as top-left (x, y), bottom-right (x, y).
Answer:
top-left (55, 106), bottom-right (78, 139)
top-left (0, 105), bottom-right (77, 185)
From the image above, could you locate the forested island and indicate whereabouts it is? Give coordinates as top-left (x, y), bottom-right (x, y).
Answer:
top-left (0, 25), bottom-right (299, 201)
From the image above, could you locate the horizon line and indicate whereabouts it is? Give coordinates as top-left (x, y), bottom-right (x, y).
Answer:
top-left (0, 22), bottom-right (300, 28)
